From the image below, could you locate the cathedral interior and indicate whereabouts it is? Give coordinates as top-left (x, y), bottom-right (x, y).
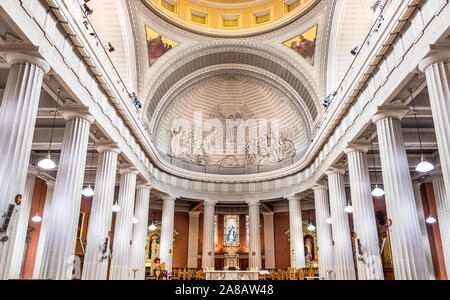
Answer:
top-left (0, 0), bottom-right (449, 281)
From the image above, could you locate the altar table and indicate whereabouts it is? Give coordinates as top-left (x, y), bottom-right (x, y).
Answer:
top-left (205, 271), bottom-right (259, 280)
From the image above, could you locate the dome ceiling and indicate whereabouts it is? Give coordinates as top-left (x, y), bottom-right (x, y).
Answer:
top-left (141, 0), bottom-right (320, 37)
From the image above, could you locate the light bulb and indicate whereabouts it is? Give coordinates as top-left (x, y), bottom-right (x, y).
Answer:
top-left (132, 217), bottom-right (138, 224)
top-left (344, 204), bottom-right (353, 213)
top-left (112, 203), bottom-right (121, 212)
top-left (326, 218), bottom-right (333, 224)
top-left (148, 223), bottom-right (156, 231)
top-left (416, 155), bottom-right (435, 173)
top-left (426, 216), bottom-right (437, 224)
top-left (32, 215), bottom-right (42, 223)
top-left (81, 185), bottom-right (95, 197)
top-left (38, 154), bottom-right (56, 170)
top-left (372, 186), bottom-right (385, 197)
top-left (307, 224), bottom-right (316, 231)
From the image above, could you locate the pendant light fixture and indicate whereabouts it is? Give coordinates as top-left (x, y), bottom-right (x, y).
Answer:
top-left (344, 201), bottom-right (354, 213)
top-left (38, 88), bottom-right (62, 170)
top-left (112, 201), bottom-right (121, 212)
top-left (148, 210), bottom-right (157, 231)
top-left (369, 130), bottom-right (385, 197)
top-left (82, 132), bottom-right (96, 197)
top-left (409, 89), bottom-right (435, 173)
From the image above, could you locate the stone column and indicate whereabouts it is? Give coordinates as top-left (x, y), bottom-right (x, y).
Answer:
top-left (109, 167), bottom-right (139, 280)
top-left (373, 107), bottom-right (429, 280)
top-left (187, 212), bottom-right (200, 269)
top-left (419, 53), bottom-right (450, 209)
top-left (248, 201), bottom-right (261, 270)
top-left (431, 170), bottom-right (450, 276)
top-left (33, 180), bottom-right (55, 279)
top-left (82, 143), bottom-right (121, 280)
top-left (287, 196), bottom-right (306, 270)
top-left (0, 167), bottom-right (37, 279)
top-left (313, 185), bottom-right (334, 280)
top-left (263, 212), bottom-right (275, 270)
top-left (41, 107), bottom-right (94, 280)
top-left (0, 54), bottom-right (50, 265)
top-left (130, 184), bottom-right (151, 280)
top-left (326, 168), bottom-right (356, 280)
top-left (412, 182), bottom-right (435, 280)
top-left (345, 144), bottom-right (384, 280)
top-left (160, 196), bottom-right (176, 273)
top-left (202, 200), bottom-right (216, 270)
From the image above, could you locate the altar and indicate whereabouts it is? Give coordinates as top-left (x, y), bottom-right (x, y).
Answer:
top-left (205, 271), bottom-right (259, 281)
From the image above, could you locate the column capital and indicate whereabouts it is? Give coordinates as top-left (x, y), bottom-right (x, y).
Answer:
top-left (60, 105), bottom-right (95, 124)
top-left (246, 200), bottom-right (260, 207)
top-left (287, 195), bottom-right (302, 202)
top-left (262, 212), bottom-right (274, 216)
top-left (312, 183), bottom-right (328, 191)
top-left (344, 142), bottom-right (370, 155)
top-left (96, 139), bottom-right (121, 155)
top-left (419, 50), bottom-right (450, 72)
top-left (136, 183), bottom-right (152, 190)
top-left (325, 165), bottom-right (346, 176)
top-left (372, 105), bottom-right (409, 124)
top-left (119, 166), bottom-right (139, 175)
top-left (27, 165), bottom-right (39, 177)
top-left (162, 195), bottom-right (177, 202)
top-left (203, 200), bottom-right (217, 206)
top-left (189, 211), bottom-right (201, 217)
top-left (5, 53), bottom-right (51, 74)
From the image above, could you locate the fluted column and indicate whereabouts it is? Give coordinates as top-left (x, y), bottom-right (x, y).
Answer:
top-left (160, 196), bottom-right (176, 273)
top-left (326, 168), bottom-right (356, 280)
top-left (263, 212), bottom-right (275, 270)
top-left (248, 201), bottom-right (261, 270)
top-left (345, 144), bottom-right (384, 280)
top-left (0, 167), bottom-right (37, 279)
top-left (287, 196), bottom-right (306, 270)
top-left (187, 212), bottom-right (200, 269)
top-left (0, 54), bottom-right (50, 265)
top-left (202, 200), bottom-right (217, 270)
top-left (41, 107), bottom-right (94, 280)
top-left (82, 143), bottom-right (121, 280)
top-left (109, 167), bottom-right (139, 280)
top-left (32, 180), bottom-right (55, 279)
top-left (313, 185), bottom-right (334, 280)
top-left (431, 170), bottom-right (450, 276)
top-left (419, 53), bottom-right (450, 209)
top-left (412, 182), bottom-right (435, 280)
top-left (130, 184), bottom-right (151, 280)
top-left (373, 107), bottom-right (429, 280)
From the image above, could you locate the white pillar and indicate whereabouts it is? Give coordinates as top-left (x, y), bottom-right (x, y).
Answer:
top-left (326, 168), bottom-right (356, 280)
top-left (287, 196), bottom-right (306, 270)
top-left (202, 200), bottom-right (216, 270)
top-left (187, 212), bottom-right (200, 269)
top-left (373, 107), bottom-right (429, 280)
top-left (0, 54), bottom-right (49, 265)
top-left (160, 196), bottom-right (176, 273)
top-left (313, 185), bottom-right (334, 280)
top-left (82, 143), bottom-right (121, 280)
top-left (41, 107), bottom-right (94, 280)
top-left (130, 184), bottom-right (151, 280)
top-left (419, 53), bottom-right (450, 209)
top-left (0, 167), bottom-right (37, 279)
top-left (345, 144), bottom-right (384, 280)
top-left (263, 212), bottom-right (276, 270)
top-left (431, 170), bottom-right (450, 276)
top-left (109, 167), bottom-right (139, 280)
top-left (248, 201), bottom-right (261, 270)
top-left (412, 182), bottom-right (435, 280)
top-left (33, 180), bottom-right (55, 279)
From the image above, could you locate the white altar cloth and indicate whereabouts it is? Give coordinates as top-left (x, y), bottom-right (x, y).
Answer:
top-left (205, 271), bottom-right (259, 280)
